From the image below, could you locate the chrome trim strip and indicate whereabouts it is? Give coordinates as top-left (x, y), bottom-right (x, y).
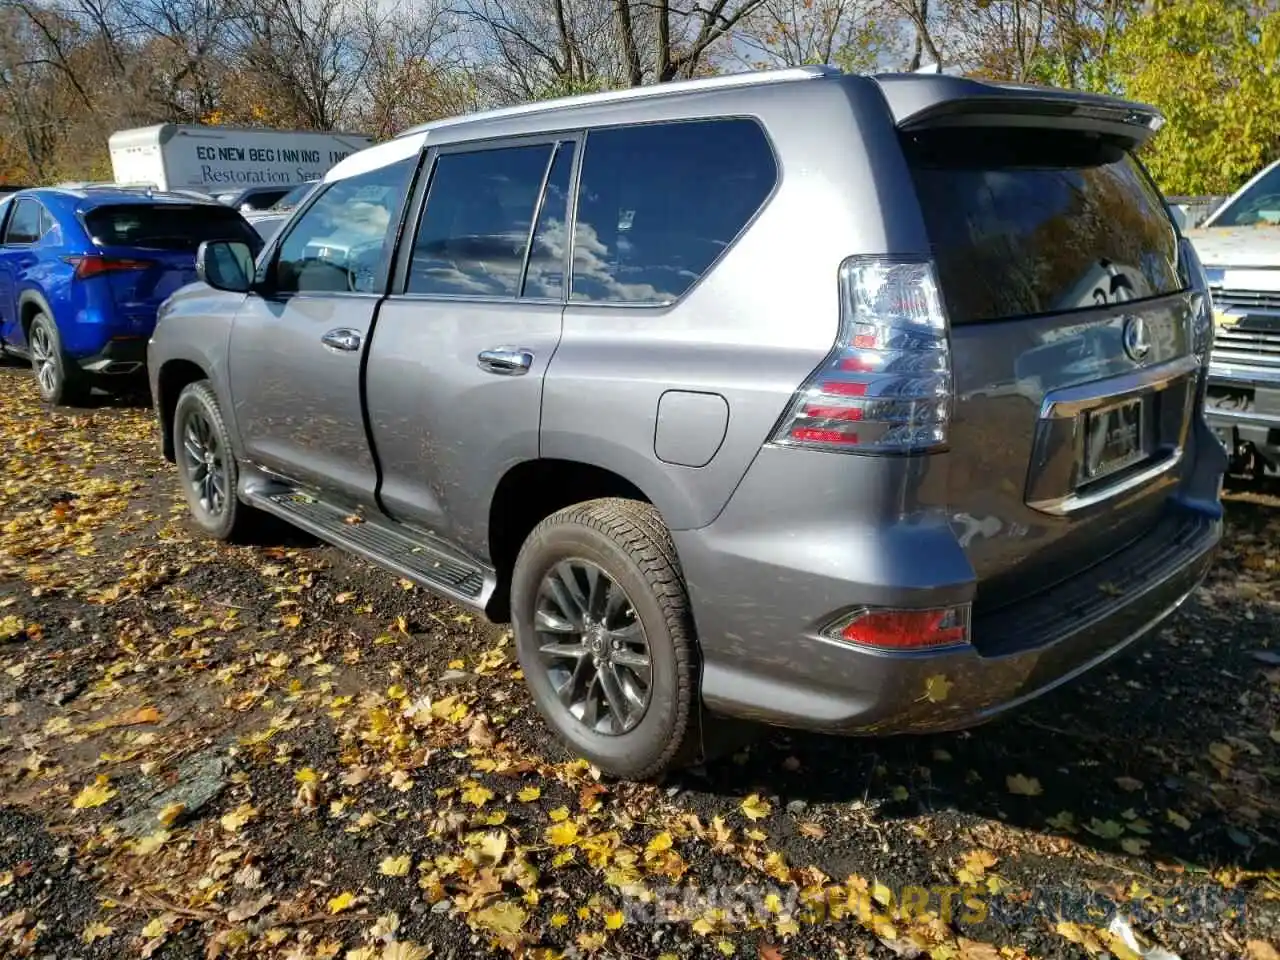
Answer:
top-left (1203, 406), bottom-right (1280, 428)
top-left (1027, 449), bottom-right (1183, 516)
top-left (1208, 362), bottom-right (1280, 388)
top-left (1039, 354), bottom-right (1198, 420)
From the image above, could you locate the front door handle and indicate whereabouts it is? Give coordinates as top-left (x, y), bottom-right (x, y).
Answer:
top-left (477, 347), bottom-right (534, 376)
top-left (321, 328), bottom-right (362, 352)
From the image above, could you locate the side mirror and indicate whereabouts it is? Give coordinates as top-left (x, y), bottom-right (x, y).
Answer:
top-left (197, 240), bottom-right (256, 293)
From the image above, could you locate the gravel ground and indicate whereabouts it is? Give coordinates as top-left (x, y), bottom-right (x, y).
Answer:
top-left (0, 363), bottom-right (1277, 960)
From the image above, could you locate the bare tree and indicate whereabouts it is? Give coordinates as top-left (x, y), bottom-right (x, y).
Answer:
top-left (460, 0), bottom-right (621, 102)
top-left (737, 0), bottom-right (891, 70)
top-left (225, 0), bottom-right (376, 128)
top-left (356, 0), bottom-right (467, 136)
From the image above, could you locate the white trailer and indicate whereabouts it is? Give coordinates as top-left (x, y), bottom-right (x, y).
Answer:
top-left (108, 124), bottom-right (374, 196)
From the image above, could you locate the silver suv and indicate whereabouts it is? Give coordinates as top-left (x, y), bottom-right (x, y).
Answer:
top-left (148, 66), bottom-right (1227, 779)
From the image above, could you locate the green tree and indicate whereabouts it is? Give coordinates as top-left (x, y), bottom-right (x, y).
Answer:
top-left (1115, 0), bottom-right (1280, 196)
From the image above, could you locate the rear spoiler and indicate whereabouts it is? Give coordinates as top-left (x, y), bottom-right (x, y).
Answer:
top-left (871, 74), bottom-right (1163, 148)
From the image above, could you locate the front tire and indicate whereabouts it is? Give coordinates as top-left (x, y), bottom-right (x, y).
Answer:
top-left (512, 498), bottom-right (699, 780)
top-left (173, 380), bottom-right (250, 541)
top-left (28, 313), bottom-right (87, 406)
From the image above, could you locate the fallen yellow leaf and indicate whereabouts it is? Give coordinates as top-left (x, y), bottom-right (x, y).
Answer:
top-left (740, 794), bottom-right (772, 821)
top-left (1006, 774), bottom-right (1043, 797)
top-left (327, 891), bottom-right (357, 914)
top-left (71, 776), bottom-right (117, 810)
top-left (220, 803), bottom-right (257, 833)
top-left (470, 900), bottom-right (526, 937)
top-left (157, 802), bottom-right (186, 826)
top-left (546, 821), bottom-right (580, 846)
top-left (380, 855), bottom-right (412, 877)
top-left (923, 674), bottom-right (952, 703)
top-left (82, 921), bottom-right (114, 943)
top-left (516, 786), bottom-right (541, 802)
top-left (383, 943), bottom-right (432, 960)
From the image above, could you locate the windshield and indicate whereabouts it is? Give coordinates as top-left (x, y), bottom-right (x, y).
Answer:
top-left (1208, 162), bottom-right (1280, 227)
top-left (272, 183), bottom-right (317, 210)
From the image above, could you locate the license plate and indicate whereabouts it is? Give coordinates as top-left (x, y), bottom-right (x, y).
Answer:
top-left (1084, 397), bottom-right (1145, 481)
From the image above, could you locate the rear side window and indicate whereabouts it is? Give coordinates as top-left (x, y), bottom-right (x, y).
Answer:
top-left (85, 204), bottom-right (260, 252)
top-left (904, 128), bottom-right (1183, 324)
top-left (571, 119), bottom-right (776, 304)
top-left (408, 143), bottom-right (555, 297)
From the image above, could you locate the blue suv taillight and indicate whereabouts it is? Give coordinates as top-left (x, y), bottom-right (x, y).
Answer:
top-left (771, 257), bottom-right (952, 453)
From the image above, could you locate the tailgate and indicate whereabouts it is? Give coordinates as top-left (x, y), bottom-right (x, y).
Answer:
top-left (890, 91), bottom-right (1196, 613)
top-left (83, 202), bottom-right (258, 325)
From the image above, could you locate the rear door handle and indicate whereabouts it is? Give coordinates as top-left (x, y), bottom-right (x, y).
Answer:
top-left (477, 347), bottom-right (534, 376)
top-left (321, 328), bottom-right (362, 352)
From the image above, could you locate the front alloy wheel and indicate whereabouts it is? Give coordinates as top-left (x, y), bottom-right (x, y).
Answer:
top-left (535, 560), bottom-right (652, 735)
top-left (180, 406), bottom-right (228, 518)
top-left (173, 380), bottom-right (251, 542)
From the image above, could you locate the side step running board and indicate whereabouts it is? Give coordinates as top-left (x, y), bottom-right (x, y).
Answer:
top-left (244, 488), bottom-right (493, 609)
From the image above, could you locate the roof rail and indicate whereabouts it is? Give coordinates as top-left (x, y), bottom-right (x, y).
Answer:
top-left (398, 65), bottom-right (842, 138)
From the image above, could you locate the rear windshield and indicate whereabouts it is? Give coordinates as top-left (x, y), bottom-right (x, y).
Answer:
top-left (903, 128), bottom-right (1183, 325)
top-left (84, 204), bottom-right (259, 252)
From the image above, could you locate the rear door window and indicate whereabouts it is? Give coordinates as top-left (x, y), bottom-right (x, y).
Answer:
top-left (407, 143), bottom-right (556, 297)
top-left (5, 199), bottom-right (42, 245)
top-left (570, 118), bottom-right (777, 304)
top-left (85, 204), bottom-right (260, 252)
top-left (904, 128), bottom-right (1183, 324)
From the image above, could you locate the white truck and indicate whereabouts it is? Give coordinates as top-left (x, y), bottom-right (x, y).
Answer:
top-left (108, 124), bottom-right (374, 201)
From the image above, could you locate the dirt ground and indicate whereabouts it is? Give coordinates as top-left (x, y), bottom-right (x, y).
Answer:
top-left (0, 362), bottom-right (1277, 960)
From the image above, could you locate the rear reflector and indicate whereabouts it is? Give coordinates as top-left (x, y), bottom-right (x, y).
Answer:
top-left (824, 605), bottom-right (970, 651)
top-left (771, 258), bottom-right (951, 453)
top-left (63, 255), bottom-right (153, 280)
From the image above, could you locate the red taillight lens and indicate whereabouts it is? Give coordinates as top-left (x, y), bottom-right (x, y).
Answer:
top-left (771, 258), bottom-right (952, 453)
top-left (825, 606), bottom-right (970, 650)
top-left (64, 255), bottom-right (153, 280)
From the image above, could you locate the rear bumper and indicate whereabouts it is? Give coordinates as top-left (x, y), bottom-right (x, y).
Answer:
top-left (76, 337), bottom-right (147, 375)
top-left (676, 424), bottom-right (1225, 735)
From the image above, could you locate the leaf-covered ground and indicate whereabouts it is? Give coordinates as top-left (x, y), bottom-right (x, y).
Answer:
top-left (0, 363), bottom-right (1278, 960)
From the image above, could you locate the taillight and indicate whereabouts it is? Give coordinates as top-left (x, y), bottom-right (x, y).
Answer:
top-left (1177, 237), bottom-right (1213, 368)
top-left (824, 605), bottom-right (970, 651)
top-left (63, 255), bottom-right (153, 280)
top-left (771, 258), bottom-right (951, 453)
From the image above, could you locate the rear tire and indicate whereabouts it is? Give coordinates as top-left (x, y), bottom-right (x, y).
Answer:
top-left (512, 498), bottom-right (700, 780)
top-left (28, 313), bottom-right (88, 406)
top-left (173, 380), bottom-right (252, 542)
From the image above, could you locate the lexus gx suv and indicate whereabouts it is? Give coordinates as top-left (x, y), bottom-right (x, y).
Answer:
top-left (148, 66), bottom-right (1226, 779)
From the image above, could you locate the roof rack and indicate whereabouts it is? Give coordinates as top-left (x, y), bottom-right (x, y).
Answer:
top-left (398, 65), bottom-right (842, 138)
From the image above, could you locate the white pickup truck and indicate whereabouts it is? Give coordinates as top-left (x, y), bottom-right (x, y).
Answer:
top-left (1185, 159), bottom-right (1280, 476)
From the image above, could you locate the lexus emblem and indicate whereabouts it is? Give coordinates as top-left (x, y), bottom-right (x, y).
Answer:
top-left (1122, 315), bottom-right (1151, 363)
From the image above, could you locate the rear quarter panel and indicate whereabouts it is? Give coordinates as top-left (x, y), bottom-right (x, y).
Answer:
top-left (536, 77), bottom-right (934, 530)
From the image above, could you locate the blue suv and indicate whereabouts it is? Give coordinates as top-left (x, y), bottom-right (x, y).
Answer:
top-left (0, 186), bottom-right (261, 405)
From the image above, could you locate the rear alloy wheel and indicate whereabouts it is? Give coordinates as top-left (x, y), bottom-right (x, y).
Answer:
top-left (535, 559), bottom-right (653, 735)
top-left (512, 498), bottom-right (700, 779)
top-left (28, 313), bottom-right (87, 406)
top-left (173, 380), bottom-right (250, 541)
